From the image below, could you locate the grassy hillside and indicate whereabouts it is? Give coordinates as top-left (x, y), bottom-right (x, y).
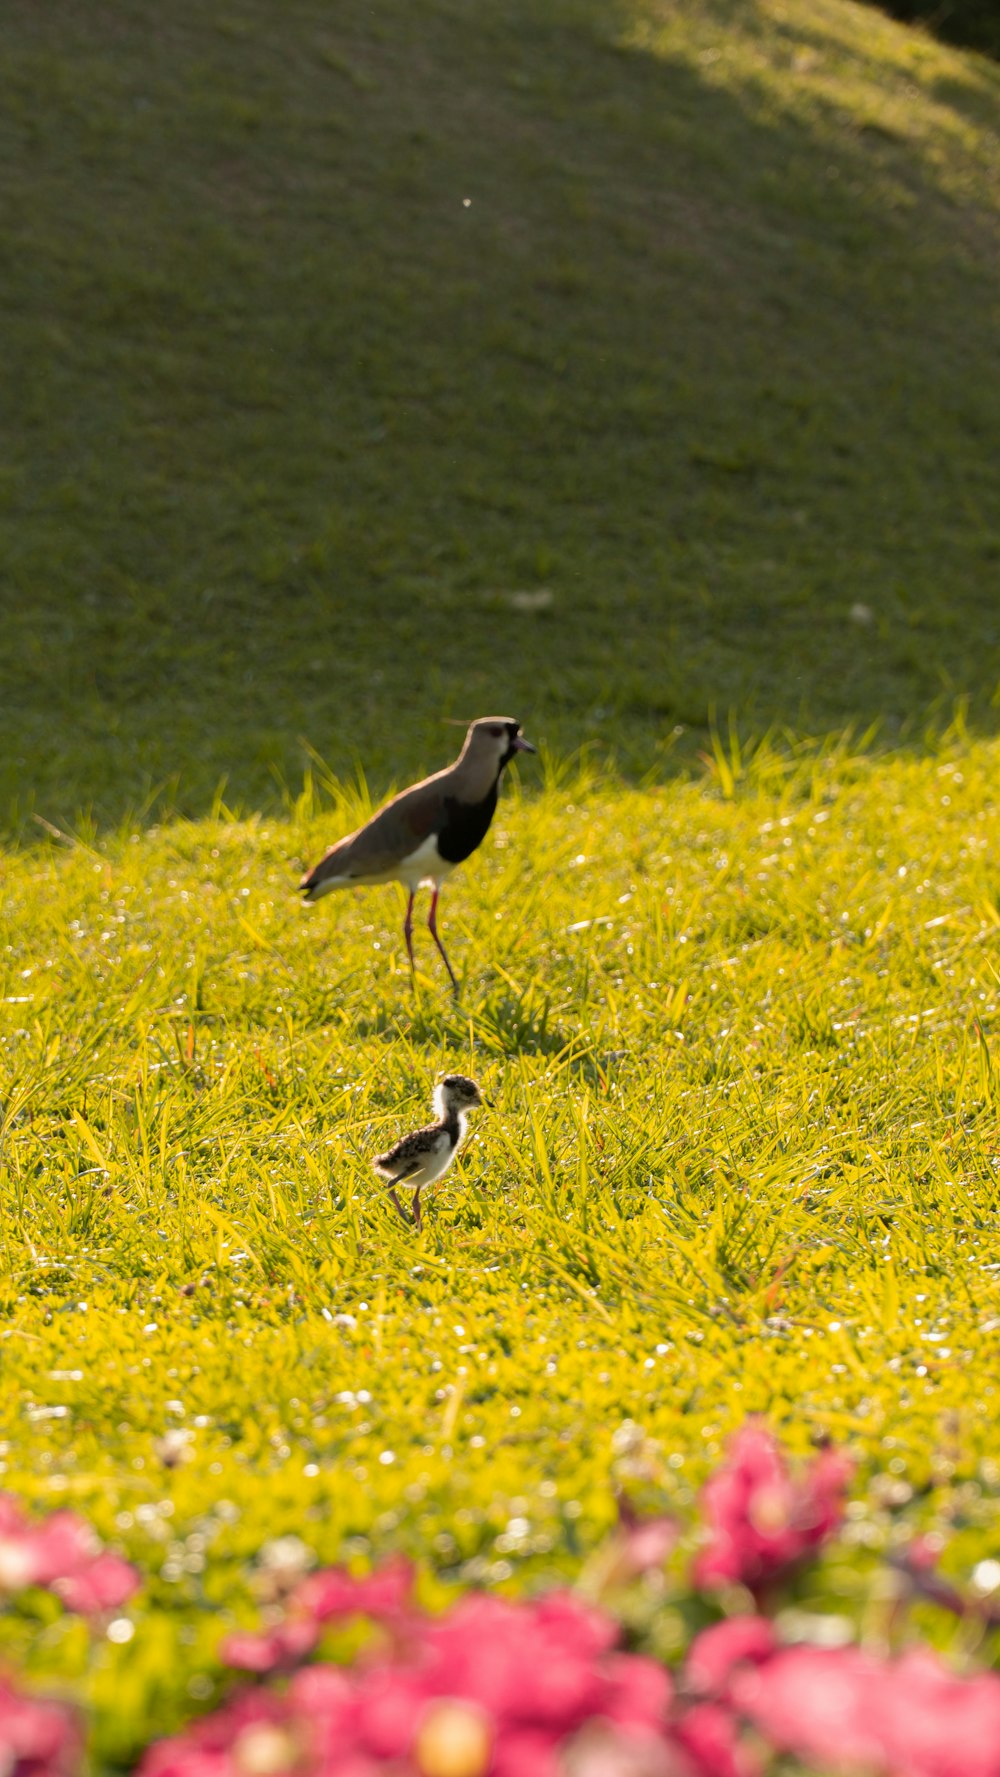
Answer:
top-left (2, 0), bottom-right (999, 829)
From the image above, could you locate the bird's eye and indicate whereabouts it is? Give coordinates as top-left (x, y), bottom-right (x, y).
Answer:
top-left (489, 725), bottom-right (503, 738)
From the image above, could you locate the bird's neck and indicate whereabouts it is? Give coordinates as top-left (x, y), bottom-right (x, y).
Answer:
top-left (441, 1106), bottom-right (466, 1141)
top-left (454, 749), bottom-right (507, 804)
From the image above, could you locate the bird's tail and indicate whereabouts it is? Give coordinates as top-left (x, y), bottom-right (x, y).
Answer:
top-left (298, 836), bottom-right (354, 901)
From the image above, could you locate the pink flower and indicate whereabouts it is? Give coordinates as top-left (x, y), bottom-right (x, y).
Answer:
top-left (601, 1497), bottom-right (679, 1587)
top-left (602, 1654), bottom-right (673, 1732)
top-left (0, 1506), bottom-right (95, 1595)
top-left (875, 1648), bottom-right (1000, 1777)
top-left (685, 1619), bottom-right (776, 1697)
top-left (692, 1423), bottom-right (851, 1597)
top-left (221, 1555), bottom-right (417, 1679)
top-left (140, 1692), bottom-right (292, 1777)
top-left (730, 1643), bottom-right (886, 1770)
top-left (561, 1721), bottom-right (688, 1776)
top-left (420, 1591), bottom-right (618, 1732)
top-left (221, 1622), bottom-right (320, 1675)
top-left (491, 1726), bottom-right (563, 1777)
top-left (25, 1513), bottom-right (98, 1588)
top-left (294, 1555), bottom-right (414, 1627)
top-left (617, 1516), bottom-right (677, 1576)
top-left (143, 1578), bottom-right (685, 1777)
top-left (55, 1551), bottom-right (141, 1616)
top-left (0, 1674), bottom-right (81, 1777)
top-left (351, 1668), bottom-right (428, 1760)
top-left (674, 1703), bottom-right (757, 1777)
top-left (900, 1535), bottom-right (941, 1575)
top-left (0, 1496), bottom-right (140, 1617)
top-left (727, 1642), bottom-right (992, 1775)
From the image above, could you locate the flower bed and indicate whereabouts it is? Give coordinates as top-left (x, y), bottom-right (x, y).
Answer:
top-left (3, 1424), bottom-right (1000, 1777)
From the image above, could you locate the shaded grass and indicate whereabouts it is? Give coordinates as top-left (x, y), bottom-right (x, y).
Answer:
top-left (869, 0), bottom-right (1000, 60)
top-left (2, 0), bottom-right (1000, 831)
top-left (3, 734), bottom-right (1000, 1754)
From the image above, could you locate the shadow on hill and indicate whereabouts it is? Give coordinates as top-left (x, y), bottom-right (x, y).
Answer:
top-left (864, 0), bottom-right (1000, 61)
top-left (1, 0), bottom-right (998, 834)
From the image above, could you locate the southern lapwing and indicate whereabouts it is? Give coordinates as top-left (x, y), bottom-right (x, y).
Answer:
top-left (298, 718), bottom-right (536, 990)
top-left (374, 1075), bottom-right (485, 1229)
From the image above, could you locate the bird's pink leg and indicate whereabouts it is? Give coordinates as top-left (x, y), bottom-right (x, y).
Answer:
top-left (403, 890), bottom-right (416, 974)
top-left (427, 887), bottom-right (458, 994)
top-left (388, 1186), bottom-right (410, 1227)
top-left (411, 1186), bottom-right (423, 1230)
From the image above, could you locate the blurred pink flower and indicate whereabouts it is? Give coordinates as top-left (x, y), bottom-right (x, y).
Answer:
top-left (562, 1720), bottom-right (687, 1776)
top-left (873, 1648), bottom-right (1000, 1777)
top-left (55, 1551), bottom-right (142, 1616)
top-left (0, 1674), bottom-right (81, 1777)
top-left (674, 1703), bottom-right (757, 1777)
top-left (899, 1536), bottom-right (941, 1575)
top-left (731, 1642), bottom-right (889, 1770)
top-left (601, 1654), bottom-right (673, 1732)
top-left (417, 1591), bottom-right (623, 1733)
top-left (132, 1434), bottom-right (1000, 1777)
top-left (692, 1423), bottom-right (850, 1597)
top-left (221, 1622), bottom-right (321, 1675)
top-left (294, 1555), bottom-right (415, 1627)
top-left (145, 1585), bottom-right (682, 1777)
top-left (602, 1496), bottom-right (679, 1587)
top-left (730, 1641), bottom-right (1000, 1777)
top-left (490, 1726), bottom-right (561, 1777)
top-left (140, 1692), bottom-right (293, 1777)
top-left (25, 1513), bottom-right (98, 1587)
top-left (685, 1618), bottom-right (776, 1697)
top-left (0, 1494), bottom-right (140, 1617)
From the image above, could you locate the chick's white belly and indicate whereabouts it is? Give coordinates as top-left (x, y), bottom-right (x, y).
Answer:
top-left (406, 1132), bottom-right (458, 1187)
top-left (377, 1129), bottom-right (459, 1190)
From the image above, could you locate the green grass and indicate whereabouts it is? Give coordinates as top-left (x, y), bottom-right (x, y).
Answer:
top-left (3, 731), bottom-right (1000, 1757)
top-left (2, 0), bottom-right (1000, 830)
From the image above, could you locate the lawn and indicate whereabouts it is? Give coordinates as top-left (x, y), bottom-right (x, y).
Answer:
top-left (4, 733), bottom-right (1000, 1758)
top-left (3, 0), bottom-right (1000, 1765)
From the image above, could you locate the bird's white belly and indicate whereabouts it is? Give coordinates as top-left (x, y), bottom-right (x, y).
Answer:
top-left (396, 833), bottom-right (455, 892)
top-left (306, 834), bottom-right (455, 898)
top-left (411, 1132), bottom-right (460, 1187)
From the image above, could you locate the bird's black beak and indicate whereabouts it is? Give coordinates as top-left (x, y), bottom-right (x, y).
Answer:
top-left (512, 735), bottom-right (536, 754)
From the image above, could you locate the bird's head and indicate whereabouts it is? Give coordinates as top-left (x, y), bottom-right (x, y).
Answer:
top-left (434, 1074), bottom-right (487, 1117)
top-left (460, 717), bottom-right (536, 776)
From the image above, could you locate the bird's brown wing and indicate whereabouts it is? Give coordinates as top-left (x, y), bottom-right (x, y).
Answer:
top-left (299, 773), bottom-right (449, 892)
top-left (373, 1119), bottom-right (442, 1178)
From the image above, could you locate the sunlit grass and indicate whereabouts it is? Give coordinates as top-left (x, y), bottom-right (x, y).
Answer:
top-left (2, 734), bottom-right (1000, 1755)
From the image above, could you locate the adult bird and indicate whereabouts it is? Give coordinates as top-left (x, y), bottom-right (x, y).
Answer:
top-left (298, 717), bottom-right (536, 990)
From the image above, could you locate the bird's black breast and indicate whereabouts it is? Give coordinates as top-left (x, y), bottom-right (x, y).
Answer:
top-left (436, 787), bottom-right (499, 866)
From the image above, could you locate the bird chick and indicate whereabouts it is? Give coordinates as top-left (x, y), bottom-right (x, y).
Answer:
top-left (298, 718), bottom-right (536, 992)
top-left (373, 1075), bottom-right (485, 1229)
